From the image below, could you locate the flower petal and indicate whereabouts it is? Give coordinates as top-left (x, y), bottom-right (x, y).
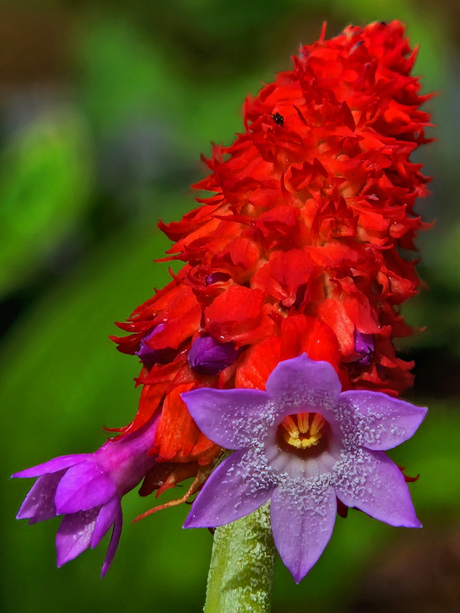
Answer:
top-left (16, 472), bottom-right (64, 523)
top-left (12, 454), bottom-right (88, 479)
top-left (181, 388), bottom-right (269, 449)
top-left (184, 449), bottom-right (275, 528)
top-left (55, 462), bottom-right (116, 514)
top-left (100, 502), bottom-right (123, 577)
top-left (270, 480), bottom-right (336, 583)
top-left (339, 390), bottom-right (427, 450)
top-left (266, 354), bottom-right (342, 419)
top-left (56, 508), bottom-right (99, 567)
top-left (91, 497), bottom-right (120, 549)
top-left (333, 448), bottom-right (421, 527)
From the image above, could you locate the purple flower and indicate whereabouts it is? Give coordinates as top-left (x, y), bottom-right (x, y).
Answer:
top-left (12, 416), bottom-right (158, 576)
top-left (188, 334), bottom-right (241, 375)
top-left (181, 354), bottom-right (426, 583)
top-left (136, 324), bottom-right (176, 365)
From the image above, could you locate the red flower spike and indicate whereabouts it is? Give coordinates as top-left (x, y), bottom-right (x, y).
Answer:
top-left (112, 21), bottom-right (432, 503)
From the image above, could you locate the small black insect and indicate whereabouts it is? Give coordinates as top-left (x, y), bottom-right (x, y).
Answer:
top-left (272, 112), bottom-right (284, 126)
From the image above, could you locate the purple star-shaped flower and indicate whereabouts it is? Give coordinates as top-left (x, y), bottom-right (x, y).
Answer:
top-left (12, 416), bottom-right (158, 576)
top-left (181, 354), bottom-right (427, 583)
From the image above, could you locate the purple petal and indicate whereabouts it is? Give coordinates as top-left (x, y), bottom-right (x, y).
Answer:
top-left (181, 388), bottom-right (268, 449)
top-left (184, 450), bottom-right (275, 528)
top-left (101, 504), bottom-right (123, 577)
top-left (136, 324), bottom-right (177, 365)
top-left (16, 471), bottom-right (65, 523)
top-left (334, 449), bottom-right (421, 528)
top-left (188, 335), bottom-right (240, 375)
top-left (56, 508), bottom-right (99, 567)
top-left (354, 331), bottom-right (374, 354)
top-left (55, 462), bottom-right (116, 514)
top-left (91, 497), bottom-right (120, 549)
top-left (266, 354), bottom-right (342, 418)
top-left (12, 454), bottom-right (88, 479)
top-left (354, 330), bottom-right (374, 365)
top-left (339, 390), bottom-right (427, 450)
top-left (270, 481), bottom-right (337, 583)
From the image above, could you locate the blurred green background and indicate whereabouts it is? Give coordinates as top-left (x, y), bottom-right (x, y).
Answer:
top-left (1, 0), bottom-right (459, 611)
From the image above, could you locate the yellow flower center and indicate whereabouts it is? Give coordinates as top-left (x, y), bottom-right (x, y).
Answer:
top-left (277, 412), bottom-right (327, 455)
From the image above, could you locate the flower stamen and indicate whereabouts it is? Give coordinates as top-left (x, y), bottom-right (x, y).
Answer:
top-left (279, 412), bottom-right (326, 450)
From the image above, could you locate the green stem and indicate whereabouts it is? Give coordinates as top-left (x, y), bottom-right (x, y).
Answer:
top-left (203, 503), bottom-right (276, 613)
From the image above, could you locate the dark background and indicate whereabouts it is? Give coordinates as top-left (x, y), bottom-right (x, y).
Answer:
top-left (1, 1), bottom-right (459, 611)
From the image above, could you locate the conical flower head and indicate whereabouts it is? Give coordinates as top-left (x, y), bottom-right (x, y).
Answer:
top-left (112, 20), bottom-right (431, 480)
top-left (12, 21), bottom-right (432, 580)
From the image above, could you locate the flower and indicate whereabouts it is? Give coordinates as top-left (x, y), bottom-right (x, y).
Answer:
top-left (12, 21), bottom-right (433, 584)
top-left (110, 21), bottom-right (432, 489)
top-left (12, 416), bottom-right (158, 576)
top-left (182, 354), bottom-right (427, 583)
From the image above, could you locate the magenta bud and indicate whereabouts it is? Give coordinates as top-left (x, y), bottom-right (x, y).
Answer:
top-left (188, 335), bottom-right (240, 375)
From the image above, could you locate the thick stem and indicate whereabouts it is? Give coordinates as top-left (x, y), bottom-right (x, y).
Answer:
top-left (203, 503), bottom-right (276, 613)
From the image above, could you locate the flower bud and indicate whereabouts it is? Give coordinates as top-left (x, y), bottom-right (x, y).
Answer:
top-left (353, 330), bottom-right (375, 366)
top-left (136, 324), bottom-right (176, 365)
top-left (188, 335), bottom-right (240, 375)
